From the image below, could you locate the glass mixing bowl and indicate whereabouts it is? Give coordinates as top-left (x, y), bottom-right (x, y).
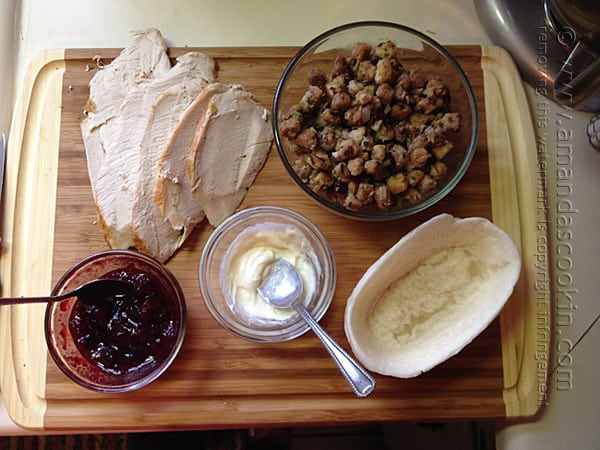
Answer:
top-left (273, 21), bottom-right (479, 220)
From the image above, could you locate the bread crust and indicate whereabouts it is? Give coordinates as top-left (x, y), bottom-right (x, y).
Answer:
top-left (344, 214), bottom-right (521, 378)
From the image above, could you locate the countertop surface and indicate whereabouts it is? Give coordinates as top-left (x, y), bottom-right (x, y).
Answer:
top-left (0, 0), bottom-right (598, 448)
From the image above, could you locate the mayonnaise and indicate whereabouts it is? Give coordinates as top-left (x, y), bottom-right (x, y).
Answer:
top-left (221, 222), bottom-right (319, 325)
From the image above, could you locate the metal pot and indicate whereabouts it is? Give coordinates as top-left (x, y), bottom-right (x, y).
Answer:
top-left (476, 0), bottom-right (600, 112)
top-left (547, 0), bottom-right (600, 111)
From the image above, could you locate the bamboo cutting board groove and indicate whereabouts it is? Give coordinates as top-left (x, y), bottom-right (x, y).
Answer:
top-left (0, 46), bottom-right (548, 431)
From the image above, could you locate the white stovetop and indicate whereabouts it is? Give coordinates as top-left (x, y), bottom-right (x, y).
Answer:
top-left (1, 1), bottom-right (598, 448)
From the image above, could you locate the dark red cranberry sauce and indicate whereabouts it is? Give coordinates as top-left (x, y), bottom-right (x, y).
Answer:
top-left (68, 264), bottom-right (179, 376)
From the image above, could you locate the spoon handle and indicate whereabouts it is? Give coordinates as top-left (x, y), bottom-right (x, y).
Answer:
top-left (0, 292), bottom-right (73, 305)
top-left (296, 304), bottom-right (375, 398)
top-left (0, 296), bottom-right (61, 305)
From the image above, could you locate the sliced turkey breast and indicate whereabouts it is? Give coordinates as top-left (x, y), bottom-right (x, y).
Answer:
top-left (186, 85), bottom-right (273, 226)
top-left (93, 52), bottom-right (217, 249)
top-left (81, 28), bottom-right (171, 191)
top-left (154, 83), bottom-right (231, 234)
top-left (131, 72), bottom-right (214, 261)
top-left (81, 29), bottom-right (272, 262)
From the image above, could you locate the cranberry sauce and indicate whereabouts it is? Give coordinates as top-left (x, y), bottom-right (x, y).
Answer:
top-left (68, 264), bottom-right (179, 376)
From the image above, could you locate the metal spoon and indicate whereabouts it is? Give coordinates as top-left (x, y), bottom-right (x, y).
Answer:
top-left (0, 279), bottom-right (132, 306)
top-left (258, 258), bottom-right (376, 398)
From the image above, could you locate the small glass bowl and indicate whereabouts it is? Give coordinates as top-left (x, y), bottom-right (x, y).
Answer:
top-left (45, 249), bottom-right (186, 393)
top-left (273, 21), bottom-right (479, 220)
top-left (199, 206), bottom-right (336, 342)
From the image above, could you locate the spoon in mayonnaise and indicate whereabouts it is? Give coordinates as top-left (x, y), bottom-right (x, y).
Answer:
top-left (258, 257), bottom-right (375, 397)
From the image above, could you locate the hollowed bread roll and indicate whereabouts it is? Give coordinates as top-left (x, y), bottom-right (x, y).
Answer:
top-left (344, 214), bottom-right (521, 378)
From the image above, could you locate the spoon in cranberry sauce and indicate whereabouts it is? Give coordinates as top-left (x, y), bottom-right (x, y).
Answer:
top-left (0, 279), bottom-right (132, 306)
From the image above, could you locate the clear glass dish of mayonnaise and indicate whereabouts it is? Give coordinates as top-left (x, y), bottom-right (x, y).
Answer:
top-left (199, 206), bottom-right (336, 342)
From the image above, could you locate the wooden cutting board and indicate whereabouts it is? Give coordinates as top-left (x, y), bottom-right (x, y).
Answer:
top-left (0, 45), bottom-right (549, 431)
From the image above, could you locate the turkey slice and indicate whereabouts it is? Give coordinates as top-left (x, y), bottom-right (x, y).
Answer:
top-left (81, 28), bottom-right (171, 192)
top-left (186, 85), bottom-right (273, 227)
top-left (94, 52), bottom-right (216, 249)
top-left (131, 78), bottom-right (211, 262)
top-left (154, 82), bottom-right (231, 234)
